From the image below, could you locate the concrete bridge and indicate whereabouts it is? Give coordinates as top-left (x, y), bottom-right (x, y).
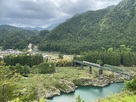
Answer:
top-left (73, 60), bottom-right (131, 79)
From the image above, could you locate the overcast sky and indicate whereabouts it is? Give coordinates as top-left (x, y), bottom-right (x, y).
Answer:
top-left (0, 0), bottom-right (122, 28)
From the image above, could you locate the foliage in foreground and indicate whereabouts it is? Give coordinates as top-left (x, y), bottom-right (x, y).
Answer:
top-left (101, 76), bottom-right (136, 102)
top-left (76, 95), bottom-right (85, 102)
top-left (0, 65), bottom-right (19, 102)
top-left (11, 98), bottom-right (46, 102)
top-left (101, 91), bottom-right (136, 102)
top-left (125, 76), bottom-right (136, 94)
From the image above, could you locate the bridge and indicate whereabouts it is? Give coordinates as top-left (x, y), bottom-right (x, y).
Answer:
top-left (73, 60), bottom-right (132, 79)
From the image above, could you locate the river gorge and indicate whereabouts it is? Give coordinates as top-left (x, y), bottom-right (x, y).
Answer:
top-left (47, 83), bottom-right (124, 102)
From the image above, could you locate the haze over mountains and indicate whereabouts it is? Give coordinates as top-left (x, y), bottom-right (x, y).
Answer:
top-left (20, 23), bottom-right (60, 31)
top-left (0, 0), bottom-right (136, 54)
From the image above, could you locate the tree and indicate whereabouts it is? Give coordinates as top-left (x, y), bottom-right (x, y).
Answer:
top-left (19, 75), bottom-right (45, 102)
top-left (76, 95), bottom-right (85, 102)
top-left (119, 44), bottom-right (132, 52)
top-left (31, 62), bottom-right (56, 74)
top-left (58, 53), bottom-right (63, 59)
top-left (107, 48), bottom-right (113, 52)
top-left (0, 65), bottom-right (18, 102)
top-left (125, 76), bottom-right (136, 94)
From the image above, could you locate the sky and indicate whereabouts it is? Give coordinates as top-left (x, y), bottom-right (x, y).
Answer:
top-left (0, 0), bottom-right (122, 28)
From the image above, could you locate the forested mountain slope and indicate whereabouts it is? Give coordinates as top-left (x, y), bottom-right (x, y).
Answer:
top-left (39, 0), bottom-right (136, 53)
top-left (0, 25), bottom-right (39, 50)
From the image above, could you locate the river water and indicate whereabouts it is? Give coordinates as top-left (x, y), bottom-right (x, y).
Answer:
top-left (47, 83), bottom-right (124, 102)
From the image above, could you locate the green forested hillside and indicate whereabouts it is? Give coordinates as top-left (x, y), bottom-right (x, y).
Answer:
top-left (39, 0), bottom-right (136, 53)
top-left (0, 25), bottom-right (39, 50)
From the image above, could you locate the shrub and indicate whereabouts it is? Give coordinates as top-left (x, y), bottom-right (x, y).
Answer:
top-left (31, 62), bottom-right (56, 74)
top-left (125, 76), bottom-right (136, 94)
top-left (96, 60), bottom-right (103, 65)
top-left (56, 58), bottom-right (72, 67)
top-left (9, 64), bottom-right (30, 76)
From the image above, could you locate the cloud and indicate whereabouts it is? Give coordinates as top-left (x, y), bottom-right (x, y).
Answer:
top-left (0, 0), bottom-right (122, 27)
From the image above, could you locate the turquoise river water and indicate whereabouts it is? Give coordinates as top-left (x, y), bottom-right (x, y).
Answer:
top-left (47, 83), bottom-right (124, 102)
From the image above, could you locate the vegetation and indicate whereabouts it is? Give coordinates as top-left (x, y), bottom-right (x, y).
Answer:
top-left (76, 95), bottom-right (85, 102)
top-left (29, 30), bottom-right (49, 45)
top-left (1, 0), bottom-right (136, 54)
top-left (0, 25), bottom-right (39, 50)
top-left (56, 58), bottom-right (73, 67)
top-left (0, 65), bottom-right (19, 102)
top-left (75, 51), bottom-right (136, 66)
top-left (0, 61), bottom-right (55, 101)
top-left (1, 0), bottom-right (136, 101)
top-left (31, 62), bottom-right (56, 74)
top-left (9, 64), bottom-right (30, 76)
top-left (125, 76), bottom-right (136, 94)
top-left (101, 76), bottom-right (136, 102)
top-left (3, 54), bottom-right (43, 67)
top-left (74, 45), bottom-right (136, 66)
top-left (58, 53), bottom-right (63, 59)
top-left (38, 0), bottom-right (136, 53)
top-left (0, 54), bottom-right (136, 102)
top-left (101, 91), bottom-right (136, 102)
top-left (10, 67), bottom-right (94, 101)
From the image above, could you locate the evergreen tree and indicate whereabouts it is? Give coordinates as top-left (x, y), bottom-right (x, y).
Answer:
top-left (76, 95), bottom-right (85, 102)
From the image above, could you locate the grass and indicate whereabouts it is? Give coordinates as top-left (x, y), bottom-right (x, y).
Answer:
top-left (14, 66), bottom-right (136, 101)
top-left (16, 66), bottom-right (136, 88)
top-left (16, 67), bottom-right (92, 85)
top-left (14, 66), bottom-right (99, 95)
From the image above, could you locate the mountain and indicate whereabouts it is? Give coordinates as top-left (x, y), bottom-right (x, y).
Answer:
top-left (20, 27), bottom-right (45, 31)
top-left (45, 23), bottom-right (60, 31)
top-left (0, 25), bottom-right (39, 50)
top-left (38, 0), bottom-right (136, 53)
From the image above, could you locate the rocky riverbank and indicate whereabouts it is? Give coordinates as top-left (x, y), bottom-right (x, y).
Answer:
top-left (45, 72), bottom-right (131, 98)
top-left (17, 67), bottom-right (135, 99)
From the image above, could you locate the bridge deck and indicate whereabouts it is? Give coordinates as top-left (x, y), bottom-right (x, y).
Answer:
top-left (73, 60), bottom-right (131, 77)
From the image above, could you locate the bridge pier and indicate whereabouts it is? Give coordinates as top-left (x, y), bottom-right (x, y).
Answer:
top-left (81, 64), bottom-right (84, 70)
top-left (89, 66), bottom-right (92, 74)
top-left (99, 69), bottom-right (103, 79)
top-left (73, 62), bottom-right (76, 67)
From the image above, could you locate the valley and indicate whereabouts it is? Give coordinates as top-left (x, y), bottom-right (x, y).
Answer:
top-left (0, 0), bottom-right (136, 102)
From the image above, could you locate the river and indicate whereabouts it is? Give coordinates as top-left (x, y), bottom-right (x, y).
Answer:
top-left (47, 83), bottom-right (124, 102)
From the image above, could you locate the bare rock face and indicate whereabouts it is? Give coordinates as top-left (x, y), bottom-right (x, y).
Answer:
top-left (45, 88), bottom-right (60, 98)
top-left (56, 79), bottom-right (77, 93)
top-left (73, 77), bottom-right (110, 87)
top-left (45, 79), bottom-right (77, 98)
top-left (73, 73), bottom-right (131, 87)
top-left (113, 73), bottom-right (130, 82)
top-left (44, 72), bottom-right (132, 98)
top-left (73, 78), bottom-right (93, 86)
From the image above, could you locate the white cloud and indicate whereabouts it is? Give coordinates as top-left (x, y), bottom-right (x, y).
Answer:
top-left (0, 0), bottom-right (122, 27)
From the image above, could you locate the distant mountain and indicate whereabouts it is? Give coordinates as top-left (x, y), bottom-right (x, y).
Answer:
top-left (45, 23), bottom-right (60, 31)
top-left (0, 25), bottom-right (39, 50)
top-left (38, 0), bottom-right (136, 53)
top-left (20, 23), bottom-right (60, 31)
top-left (0, 25), bottom-right (21, 31)
top-left (20, 23), bottom-right (61, 31)
top-left (20, 27), bottom-right (45, 31)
